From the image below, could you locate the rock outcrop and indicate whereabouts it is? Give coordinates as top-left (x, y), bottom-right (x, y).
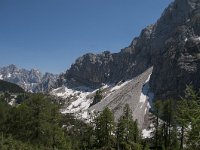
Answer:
top-left (60, 25), bottom-right (153, 88)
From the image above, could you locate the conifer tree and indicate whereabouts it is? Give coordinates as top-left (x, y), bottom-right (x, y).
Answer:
top-left (176, 86), bottom-right (200, 150)
top-left (4, 94), bottom-right (70, 149)
top-left (116, 104), bottom-right (141, 149)
top-left (94, 107), bottom-right (115, 149)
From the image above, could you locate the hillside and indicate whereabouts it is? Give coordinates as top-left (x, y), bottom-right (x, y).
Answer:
top-left (0, 80), bottom-right (25, 93)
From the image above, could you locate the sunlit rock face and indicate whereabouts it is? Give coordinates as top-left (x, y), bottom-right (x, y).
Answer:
top-left (59, 25), bottom-right (153, 89)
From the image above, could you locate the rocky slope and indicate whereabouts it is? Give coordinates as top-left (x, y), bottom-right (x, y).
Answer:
top-left (89, 67), bottom-right (154, 128)
top-left (52, 68), bottom-right (153, 129)
top-left (0, 64), bottom-right (58, 93)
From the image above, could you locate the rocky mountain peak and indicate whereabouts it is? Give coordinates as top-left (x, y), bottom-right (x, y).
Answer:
top-left (1, 64), bottom-right (18, 73)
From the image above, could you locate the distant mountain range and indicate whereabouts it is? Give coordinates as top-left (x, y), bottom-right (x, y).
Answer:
top-left (0, 64), bottom-right (58, 93)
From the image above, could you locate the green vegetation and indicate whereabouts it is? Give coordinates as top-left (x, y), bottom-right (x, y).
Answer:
top-left (149, 86), bottom-right (200, 150)
top-left (117, 104), bottom-right (141, 149)
top-left (0, 94), bottom-right (71, 150)
top-left (0, 86), bottom-right (200, 149)
top-left (0, 92), bottom-right (142, 150)
top-left (94, 107), bottom-right (116, 149)
top-left (90, 89), bottom-right (103, 106)
top-left (0, 80), bottom-right (25, 93)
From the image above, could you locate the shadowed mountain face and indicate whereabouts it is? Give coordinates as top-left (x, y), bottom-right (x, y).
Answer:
top-left (0, 65), bottom-right (58, 93)
top-left (150, 0), bottom-right (200, 99)
top-left (58, 0), bottom-right (200, 99)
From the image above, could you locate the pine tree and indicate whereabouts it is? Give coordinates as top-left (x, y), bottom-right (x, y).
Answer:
top-left (150, 99), bottom-right (180, 150)
top-left (116, 104), bottom-right (141, 149)
top-left (90, 89), bottom-right (103, 106)
top-left (176, 98), bottom-right (190, 149)
top-left (150, 100), bottom-right (163, 149)
top-left (94, 107), bottom-right (115, 149)
top-left (4, 94), bottom-right (70, 149)
top-left (176, 86), bottom-right (200, 149)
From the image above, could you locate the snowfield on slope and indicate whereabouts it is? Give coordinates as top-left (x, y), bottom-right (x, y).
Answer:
top-left (51, 85), bottom-right (95, 119)
top-left (51, 81), bottom-right (133, 119)
top-left (0, 74), bottom-right (3, 80)
top-left (51, 67), bottom-right (154, 130)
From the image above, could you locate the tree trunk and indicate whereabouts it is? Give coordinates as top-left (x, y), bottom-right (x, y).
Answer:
top-left (180, 125), bottom-right (184, 149)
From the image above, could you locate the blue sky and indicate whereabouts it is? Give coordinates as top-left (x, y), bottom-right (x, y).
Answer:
top-left (0, 0), bottom-right (173, 74)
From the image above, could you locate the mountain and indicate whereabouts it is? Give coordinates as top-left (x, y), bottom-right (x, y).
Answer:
top-left (0, 64), bottom-right (58, 93)
top-left (52, 24), bottom-right (154, 129)
top-left (57, 0), bottom-right (200, 99)
top-left (53, 0), bottom-right (200, 128)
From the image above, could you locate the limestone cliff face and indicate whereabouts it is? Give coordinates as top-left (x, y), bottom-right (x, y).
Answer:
top-left (61, 25), bottom-right (153, 88)
top-left (150, 0), bottom-right (200, 99)
top-left (59, 0), bottom-right (200, 99)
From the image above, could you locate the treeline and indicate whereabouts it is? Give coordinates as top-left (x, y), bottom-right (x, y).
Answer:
top-left (0, 86), bottom-right (200, 150)
top-left (0, 93), bottom-right (144, 150)
top-left (0, 94), bottom-right (71, 149)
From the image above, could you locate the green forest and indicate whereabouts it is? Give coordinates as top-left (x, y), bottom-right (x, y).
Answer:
top-left (0, 86), bottom-right (200, 150)
top-left (0, 80), bottom-right (25, 93)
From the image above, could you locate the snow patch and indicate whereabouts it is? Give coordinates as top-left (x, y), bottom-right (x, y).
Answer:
top-left (51, 86), bottom-right (97, 120)
top-left (8, 95), bottom-right (17, 106)
top-left (52, 86), bottom-right (93, 99)
top-left (142, 123), bottom-right (154, 138)
top-left (184, 38), bottom-right (188, 42)
top-left (8, 98), bottom-right (15, 106)
top-left (7, 73), bottom-right (11, 78)
top-left (61, 96), bottom-right (93, 120)
top-left (110, 80), bottom-right (131, 92)
top-left (0, 74), bottom-right (3, 80)
top-left (142, 129), bottom-right (151, 138)
top-left (142, 129), bottom-right (152, 138)
top-left (186, 19), bottom-right (190, 22)
top-left (139, 74), bottom-right (154, 109)
top-left (52, 80), bottom-right (132, 120)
